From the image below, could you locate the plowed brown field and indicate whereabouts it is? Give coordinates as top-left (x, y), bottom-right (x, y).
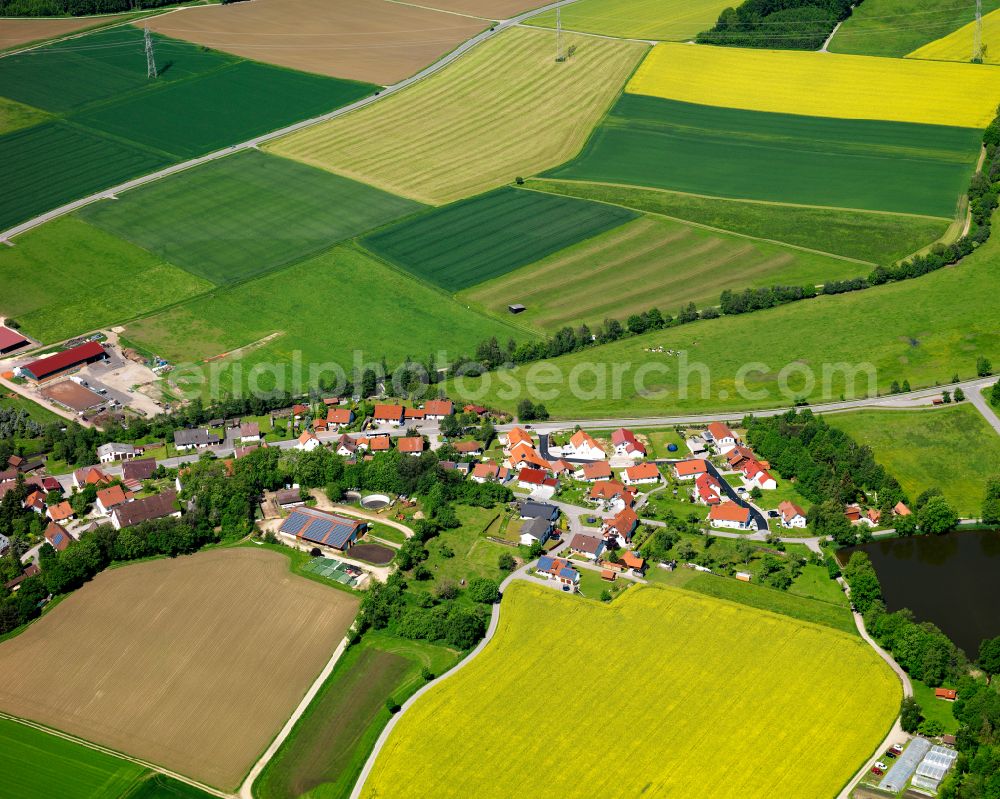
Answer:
top-left (0, 16), bottom-right (110, 50)
top-left (139, 0), bottom-right (485, 85)
top-left (0, 547), bottom-right (358, 789)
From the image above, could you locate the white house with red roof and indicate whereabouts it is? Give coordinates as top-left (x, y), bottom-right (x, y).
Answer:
top-left (706, 421), bottom-right (739, 454)
top-left (708, 502), bottom-right (757, 531)
top-left (778, 500), bottom-right (807, 528)
top-left (562, 430), bottom-right (605, 460)
top-left (502, 427), bottom-right (533, 451)
top-left (373, 404), bottom-right (406, 426)
top-left (693, 472), bottom-right (723, 505)
top-left (471, 461), bottom-right (500, 483)
top-left (423, 399), bottom-right (453, 420)
top-left (602, 506), bottom-right (639, 546)
top-left (622, 462), bottom-right (660, 486)
top-left (508, 442), bottom-right (549, 471)
top-left (517, 467), bottom-right (550, 490)
top-left (296, 431), bottom-right (321, 451)
top-left (741, 459), bottom-right (777, 490)
top-left (673, 459), bottom-right (709, 481)
top-left (611, 428), bottom-right (646, 459)
top-left (577, 461), bottom-right (612, 482)
top-left (326, 407), bottom-right (354, 429)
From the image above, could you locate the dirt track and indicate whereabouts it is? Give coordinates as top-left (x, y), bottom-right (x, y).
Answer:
top-left (0, 547), bottom-right (358, 790)
top-left (140, 0), bottom-right (486, 85)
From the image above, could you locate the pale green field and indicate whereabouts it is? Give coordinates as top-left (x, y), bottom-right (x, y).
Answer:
top-left (457, 212), bottom-right (870, 332)
top-left (362, 582), bottom-right (899, 799)
top-left (268, 28), bottom-right (647, 204)
top-left (527, 0), bottom-right (731, 41)
top-left (0, 96), bottom-right (50, 135)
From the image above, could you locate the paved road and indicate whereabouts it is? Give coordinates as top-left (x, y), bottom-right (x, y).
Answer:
top-left (0, 0), bottom-right (587, 242)
top-left (971, 385), bottom-right (1000, 435)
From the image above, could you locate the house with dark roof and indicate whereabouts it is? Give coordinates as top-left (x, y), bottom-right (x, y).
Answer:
top-left (111, 491), bottom-right (180, 530)
top-left (278, 507), bottom-right (367, 551)
top-left (517, 500), bottom-right (559, 522)
top-left (518, 516), bottom-right (553, 547)
top-left (173, 428), bottom-right (221, 451)
top-left (97, 442), bottom-right (137, 464)
top-left (569, 533), bottom-right (605, 560)
top-left (122, 458), bottom-right (157, 490)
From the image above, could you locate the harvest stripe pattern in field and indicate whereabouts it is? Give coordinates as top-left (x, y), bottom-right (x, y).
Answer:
top-left (626, 42), bottom-right (1000, 128)
top-left (268, 27), bottom-right (648, 205)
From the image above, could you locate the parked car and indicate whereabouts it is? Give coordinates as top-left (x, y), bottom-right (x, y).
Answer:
top-left (871, 767), bottom-right (884, 776)
top-left (875, 762), bottom-right (888, 771)
top-left (884, 750), bottom-right (897, 759)
top-left (892, 744), bottom-right (904, 753)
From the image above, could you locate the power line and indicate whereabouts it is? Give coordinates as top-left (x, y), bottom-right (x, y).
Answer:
top-left (974, 0), bottom-right (985, 62)
top-left (144, 24), bottom-right (157, 78)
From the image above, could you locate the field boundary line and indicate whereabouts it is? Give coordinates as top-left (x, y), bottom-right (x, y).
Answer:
top-left (0, 711), bottom-right (234, 798)
top-left (384, 0), bottom-right (494, 22)
top-left (238, 636), bottom-right (351, 799)
top-left (531, 177), bottom-right (954, 221)
top-left (516, 182), bottom-right (880, 266)
top-left (0, 0), bottom-right (587, 242)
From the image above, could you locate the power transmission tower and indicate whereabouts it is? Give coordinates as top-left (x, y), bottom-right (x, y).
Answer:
top-left (555, 8), bottom-right (564, 62)
top-left (974, 0), bottom-right (984, 62)
top-left (144, 25), bottom-right (157, 78)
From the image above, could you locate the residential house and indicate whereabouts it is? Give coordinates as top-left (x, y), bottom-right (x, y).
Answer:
top-left (296, 431), bottom-right (321, 452)
top-left (97, 442), bottom-right (137, 464)
top-left (405, 407), bottom-right (425, 423)
top-left (373, 404), bottom-right (406, 426)
top-left (894, 502), bottom-right (912, 516)
top-left (72, 466), bottom-right (110, 490)
top-left (693, 472), bottom-right (724, 505)
top-left (463, 404), bottom-right (487, 415)
top-left (708, 502), bottom-right (757, 531)
top-left (568, 533), bottom-right (605, 561)
top-left (335, 434), bottom-right (358, 457)
top-left (778, 500), bottom-right (807, 529)
top-left (622, 462), bottom-right (660, 486)
top-left (292, 404), bottom-right (309, 418)
top-left (517, 468), bottom-right (549, 490)
top-left (518, 516), bottom-right (553, 547)
top-left (844, 503), bottom-right (863, 525)
top-left (517, 500), bottom-right (559, 522)
top-left (536, 556), bottom-right (579, 591)
top-left (578, 461), bottom-right (612, 482)
top-left (611, 428), bottom-right (646, 459)
top-left (588, 480), bottom-right (631, 506)
top-left (502, 427), bottom-right (533, 451)
top-left (621, 550), bottom-right (646, 576)
top-left (673, 459), bottom-right (709, 481)
top-left (471, 461), bottom-right (500, 483)
top-left (238, 422), bottom-right (261, 443)
top-left (44, 521), bottom-right (73, 552)
top-left (706, 421), bottom-right (739, 453)
top-left (47, 501), bottom-right (75, 523)
top-left (173, 428), bottom-right (221, 451)
top-left (725, 445), bottom-right (756, 471)
top-left (397, 436), bottom-right (425, 456)
top-left (603, 506), bottom-right (639, 546)
top-left (275, 488), bottom-right (305, 508)
top-left (440, 461), bottom-right (472, 477)
top-left (234, 445), bottom-right (260, 459)
top-left (508, 442), bottom-right (549, 471)
top-left (121, 458), bottom-right (156, 490)
top-left (453, 441), bottom-right (484, 457)
top-left (741, 460), bottom-right (777, 490)
top-left (562, 430), bottom-right (606, 460)
top-left (110, 491), bottom-right (180, 530)
top-left (369, 435), bottom-right (391, 452)
top-left (96, 484), bottom-right (133, 516)
top-left (547, 459), bottom-right (574, 477)
top-left (866, 508), bottom-right (882, 526)
top-left (22, 489), bottom-right (46, 514)
top-left (278, 506), bottom-right (366, 551)
top-left (326, 407), bottom-right (354, 429)
top-left (935, 688), bottom-right (958, 701)
top-left (424, 399), bottom-right (453, 420)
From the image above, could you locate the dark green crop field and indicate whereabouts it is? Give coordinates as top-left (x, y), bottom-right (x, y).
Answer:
top-left (0, 121), bottom-right (171, 231)
top-left (546, 94), bottom-right (980, 218)
top-left (81, 150), bottom-right (423, 285)
top-left (0, 26), bottom-right (376, 231)
top-left (361, 187), bottom-right (638, 291)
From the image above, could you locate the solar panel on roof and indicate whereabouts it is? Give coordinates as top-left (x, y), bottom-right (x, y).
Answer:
top-left (306, 519), bottom-right (334, 543)
top-left (280, 513), bottom-right (309, 535)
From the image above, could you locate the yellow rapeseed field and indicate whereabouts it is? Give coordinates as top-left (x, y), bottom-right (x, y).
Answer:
top-left (267, 28), bottom-right (647, 205)
top-left (361, 582), bottom-right (900, 799)
top-left (908, 9), bottom-right (1000, 66)
top-left (626, 42), bottom-right (1000, 128)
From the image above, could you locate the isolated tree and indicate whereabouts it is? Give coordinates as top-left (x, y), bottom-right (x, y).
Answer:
top-left (467, 577), bottom-right (500, 604)
top-left (889, 380), bottom-right (901, 394)
top-left (942, 390), bottom-right (951, 404)
top-left (497, 552), bottom-right (516, 572)
top-left (917, 495), bottom-right (958, 535)
top-left (977, 356), bottom-right (993, 377)
top-left (735, 539), bottom-right (754, 564)
top-left (902, 379), bottom-right (911, 393)
top-left (953, 387), bottom-right (965, 402)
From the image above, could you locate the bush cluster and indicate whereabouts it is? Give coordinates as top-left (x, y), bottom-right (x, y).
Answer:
top-left (697, 0), bottom-right (858, 50)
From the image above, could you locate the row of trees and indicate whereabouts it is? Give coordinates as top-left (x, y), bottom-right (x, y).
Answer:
top-left (0, 0), bottom-right (176, 16)
top-left (697, 0), bottom-right (858, 50)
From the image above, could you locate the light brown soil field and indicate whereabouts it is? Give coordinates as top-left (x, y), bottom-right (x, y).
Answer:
top-left (0, 16), bottom-right (111, 50)
top-left (0, 547), bottom-right (358, 789)
top-left (139, 0), bottom-right (485, 85)
top-left (411, 0), bottom-right (549, 19)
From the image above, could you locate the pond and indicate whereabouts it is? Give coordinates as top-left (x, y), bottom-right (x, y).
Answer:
top-left (842, 529), bottom-right (1000, 656)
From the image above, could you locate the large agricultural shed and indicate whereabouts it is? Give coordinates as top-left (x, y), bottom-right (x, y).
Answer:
top-left (16, 341), bottom-right (107, 382)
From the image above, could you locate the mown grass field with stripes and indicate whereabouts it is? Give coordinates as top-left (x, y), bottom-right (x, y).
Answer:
top-left (458, 213), bottom-right (871, 331)
top-left (268, 27), bottom-right (648, 204)
top-left (547, 94), bottom-right (981, 217)
top-left (361, 582), bottom-right (899, 799)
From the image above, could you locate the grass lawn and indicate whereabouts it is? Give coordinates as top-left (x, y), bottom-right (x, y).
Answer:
top-left (527, 0), bottom-right (730, 40)
top-left (458, 211), bottom-right (872, 333)
top-left (124, 243), bottom-right (529, 399)
top-left (752, 474), bottom-right (812, 512)
top-left (362, 187), bottom-right (637, 292)
top-left (827, 404), bottom-right (1000, 517)
top-left (789, 564), bottom-right (849, 607)
top-left (628, 427), bottom-right (685, 457)
top-left (0, 715), bottom-right (148, 799)
top-left (253, 630), bottom-right (461, 799)
top-left (0, 216), bottom-right (212, 344)
top-left (546, 94), bottom-right (979, 218)
top-left (445, 225), bottom-right (1000, 419)
top-left (81, 150), bottom-right (422, 285)
top-left (529, 179), bottom-right (949, 265)
top-left (912, 679), bottom-right (960, 734)
top-left (367, 524), bottom-right (408, 546)
top-left (268, 27), bottom-right (647, 205)
top-left (0, 96), bottom-right (51, 135)
top-left (829, 0), bottom-right (1000, 58)
top-left (360, 581), bottom-right (897, 798)
top-left (576, 566), bottom-right (634, 601)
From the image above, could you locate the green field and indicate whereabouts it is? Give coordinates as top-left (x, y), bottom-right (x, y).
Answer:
top-left (458, 211), bottom-right (873, 332)
top-left (361, 582), bottom-right (898, 798)
top-left (829, 0), bottom-right (1000, 58)
top-left (546, 94), bottom-right (980, 218)
top-left (0, 216), bottom-right (211, 343)
top-left (82, 151), bottom-right (422, 285)
top-left (527, 0), bottom-right (730, 40)
top-left (789, 564), bottom-right (850, 607)
top-left (0, 96), bottom-right (50, 135)
top-left (529, 179), bottom-right (950, 265)
top-left (361, 187), bottom-right (637, 291)
top-left (827, 405), bottom-right (1000, 517)
top-left (446, 221), bottom-right (1000, 419)
top-left (912, 679), bottom-right (960, 734)
top-left (0, 715), bottom-right (146, 799)
top-left (123, 244), bottom-right (531, 397)
top-left (0, 26), bottom-right (375, 231)
top-left (254, 632), bottom-right (460, 799)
